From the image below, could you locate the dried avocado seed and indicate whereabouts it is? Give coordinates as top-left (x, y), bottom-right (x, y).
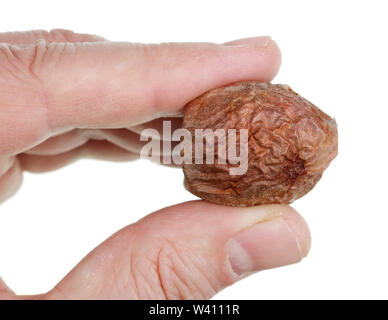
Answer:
top-left (182, 81), bottom-right (338, 207)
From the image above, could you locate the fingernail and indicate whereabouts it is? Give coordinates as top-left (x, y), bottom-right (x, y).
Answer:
top-left (223, 36), bottom-right (272, 47)
top-left (228, 211), bottom-right (310, 276)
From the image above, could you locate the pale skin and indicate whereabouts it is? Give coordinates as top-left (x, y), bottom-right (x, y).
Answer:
top-left (0, 30), bottom-right (311, 300)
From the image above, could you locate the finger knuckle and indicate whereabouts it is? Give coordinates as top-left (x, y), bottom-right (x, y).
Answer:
top-left (0, 40), bottom-right (77, 155)
top-left (131, 239), bottom-right (217, 300)
top-left (0, 41), bottom-right (58, 130)
top-left (0, 39), bottom-right (76, 81)
top-left (0, 43), bottom-right (36, 85)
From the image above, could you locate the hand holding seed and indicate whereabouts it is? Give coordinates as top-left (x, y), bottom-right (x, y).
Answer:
top-left (0, 30), bottom-right (311, 300)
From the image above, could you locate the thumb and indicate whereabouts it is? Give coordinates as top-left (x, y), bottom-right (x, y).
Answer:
top-left (45, 201), bottom-right (310, 300)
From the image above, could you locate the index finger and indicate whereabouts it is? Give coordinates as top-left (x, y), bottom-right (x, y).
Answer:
top-left (0, 36), bottom-right (281, 155)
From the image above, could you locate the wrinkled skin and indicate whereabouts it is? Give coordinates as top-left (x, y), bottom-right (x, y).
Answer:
top-left (183, 82), bottom-right (338, 207)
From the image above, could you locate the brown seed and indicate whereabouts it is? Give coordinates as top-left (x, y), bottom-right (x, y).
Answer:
top-left (182, 81), bottom-right (338, 207)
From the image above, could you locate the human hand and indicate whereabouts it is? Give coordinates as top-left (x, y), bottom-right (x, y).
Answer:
top-left (0, 30), bottom-right (310, 299)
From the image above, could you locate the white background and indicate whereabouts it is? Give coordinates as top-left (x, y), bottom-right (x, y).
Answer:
top-left (0, 0), bottom-right (387, 299)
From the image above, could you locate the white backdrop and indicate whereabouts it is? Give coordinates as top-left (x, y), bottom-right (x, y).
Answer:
top-left (0, 0), bottom-right (387, 299)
